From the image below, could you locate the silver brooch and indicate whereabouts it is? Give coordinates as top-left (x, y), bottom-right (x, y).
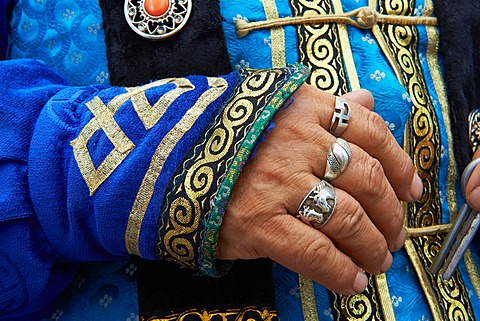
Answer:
top-left (124, 0), bottom-right (192, 40)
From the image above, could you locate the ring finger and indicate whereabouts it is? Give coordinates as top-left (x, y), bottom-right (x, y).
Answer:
top-left (293, 178), bottom-right (392, 275)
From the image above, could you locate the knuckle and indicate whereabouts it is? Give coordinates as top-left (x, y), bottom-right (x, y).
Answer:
top-left (361, 157), bottom-right (387, 199)
top-left (295, 238), bottom-right (332, 271)
top-left (335, 199), bottom-right (365, 239)
top-left (365, 112), bottom-right (390, 149)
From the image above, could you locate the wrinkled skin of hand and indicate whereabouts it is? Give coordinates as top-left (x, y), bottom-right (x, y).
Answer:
top-left (217, 84), bottom-right (423, 295)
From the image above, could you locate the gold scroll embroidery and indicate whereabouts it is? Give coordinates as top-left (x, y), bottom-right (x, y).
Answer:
top-left (464, 249), bottom-right (480, 298)
top-left (424, 0), bottom-right (480, 300)
top-left (424, 0), bottom-right (457, 220)
top-left (332, 273), bottom-right (394, 321)
top-left (158, 70), bottom-right (281, 267)
top-left (125, 78), bottom-right (228, 256)
top-left (261, 0), bottom-right (286, 67)
top-left (330, 0), bottom-right (360, 91)
top-left (377, 0), bottom-right (474, 319)
top-left (290, 0), bottom-right (348, 95)
top-left (143, 307), bottom-right (277, 321)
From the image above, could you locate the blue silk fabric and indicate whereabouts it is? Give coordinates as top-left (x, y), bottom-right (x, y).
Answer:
top-left (220, 0), bottom-right (480, 320)
top-left (6, 0), bottom-right (110, 85)
top-left (0, 58), bottom-right (239, 319)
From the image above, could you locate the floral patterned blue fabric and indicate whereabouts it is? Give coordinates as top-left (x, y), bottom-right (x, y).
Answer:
top-left (220, 0), bottom-right (298, 70)
top-left (220, 0), bottom-right (480, 320)
top-left (40, 259), bottom-right (139, 321)
top-left (7, 0), bottom-right (110, 85)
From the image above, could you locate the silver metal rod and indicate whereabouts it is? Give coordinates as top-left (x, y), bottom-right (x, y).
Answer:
top-left (442, 210), bottom-right (480, 279)
top-left (429, 204), bottom-right (470, 274)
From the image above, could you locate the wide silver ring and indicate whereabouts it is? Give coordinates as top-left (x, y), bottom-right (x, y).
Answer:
top-left (330, 97), bottom-right (351, 137)
top-left (324, 138), bottom-right (352, 181)
top-left (297, 180), bottom-right (336, 229)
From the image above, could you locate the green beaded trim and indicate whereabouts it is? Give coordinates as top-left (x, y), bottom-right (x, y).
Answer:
top-left (199, 64), bottom-right (310, 277)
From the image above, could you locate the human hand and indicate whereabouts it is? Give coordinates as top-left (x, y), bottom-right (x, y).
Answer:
top-left (464, 150), bottom-right (480, 211)
top-left (217, 84), bottom-right (423, 295)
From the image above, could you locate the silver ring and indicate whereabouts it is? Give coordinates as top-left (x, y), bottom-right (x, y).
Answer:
top-left (324, 138), bottom-right (352, 181)
top-left (330, 97), bottom-right (351, 136)
top-left (297, 180), bottom-right (336, 229)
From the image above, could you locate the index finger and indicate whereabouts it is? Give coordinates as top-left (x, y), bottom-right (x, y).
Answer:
top-left (297, 85), bottom-right (422, 202)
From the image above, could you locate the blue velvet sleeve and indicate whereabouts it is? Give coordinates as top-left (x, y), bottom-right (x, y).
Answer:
top-left (0, 58), bottom-right (238, 318)
top-left (0, 59), bottom-right (74, 318)
top-left (0, 59), bottom-right (309, 319)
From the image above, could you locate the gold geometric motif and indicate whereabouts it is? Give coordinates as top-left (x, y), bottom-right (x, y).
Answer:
top-left (71, 78), bottom-right (195, 196)
top-left (71, 96), bottom-right (136, 196)
top-left (142, 307), bottom-right (278, 321)
top-left (128, 78), bottom-right (195, 130)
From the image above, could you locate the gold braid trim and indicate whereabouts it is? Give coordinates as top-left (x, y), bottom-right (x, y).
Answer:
top-left (406, 225), bottom-right (452, 237)
top-left (299, 275), bottom-right (320, 321)
top-left (236, 6), bottom-right (436, 37)
top-left (261, 0), bottom-right (286, 67)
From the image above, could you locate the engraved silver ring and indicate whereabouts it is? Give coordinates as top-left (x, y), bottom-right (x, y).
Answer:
top-left (297, 180), bottom-right (336, 229)
top-left (330, 97), bottom-right (351, 137)
top-left (324, 138), bottom-right (352, 181)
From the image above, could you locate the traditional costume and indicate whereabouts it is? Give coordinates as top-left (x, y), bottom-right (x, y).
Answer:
top-left (1, 0), bottom-right (479, 320)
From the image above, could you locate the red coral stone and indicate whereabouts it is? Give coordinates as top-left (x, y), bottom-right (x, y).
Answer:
top-left (144, 0), bottom-right (170, 17)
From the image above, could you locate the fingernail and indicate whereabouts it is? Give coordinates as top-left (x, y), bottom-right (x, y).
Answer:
top-left (467, 186), bottom-right (480, 211)
top-left (391, 227), bottom-right (406, 251)
top-left (410, 173), bottom-right (423, 200)
top-left (381, 252), bottom-right (393, 273)
top-left (353, 272), bottom-right (368, 293)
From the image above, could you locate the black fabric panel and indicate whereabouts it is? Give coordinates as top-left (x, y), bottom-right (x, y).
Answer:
top-left (0, 0), bottom-right (15, 60)
top-left (137, 258), bottom-right (277, 319)
top-left (433, 0), bottom-right (480, 172)
top-left (99, 0), bottom-right (233, 87)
